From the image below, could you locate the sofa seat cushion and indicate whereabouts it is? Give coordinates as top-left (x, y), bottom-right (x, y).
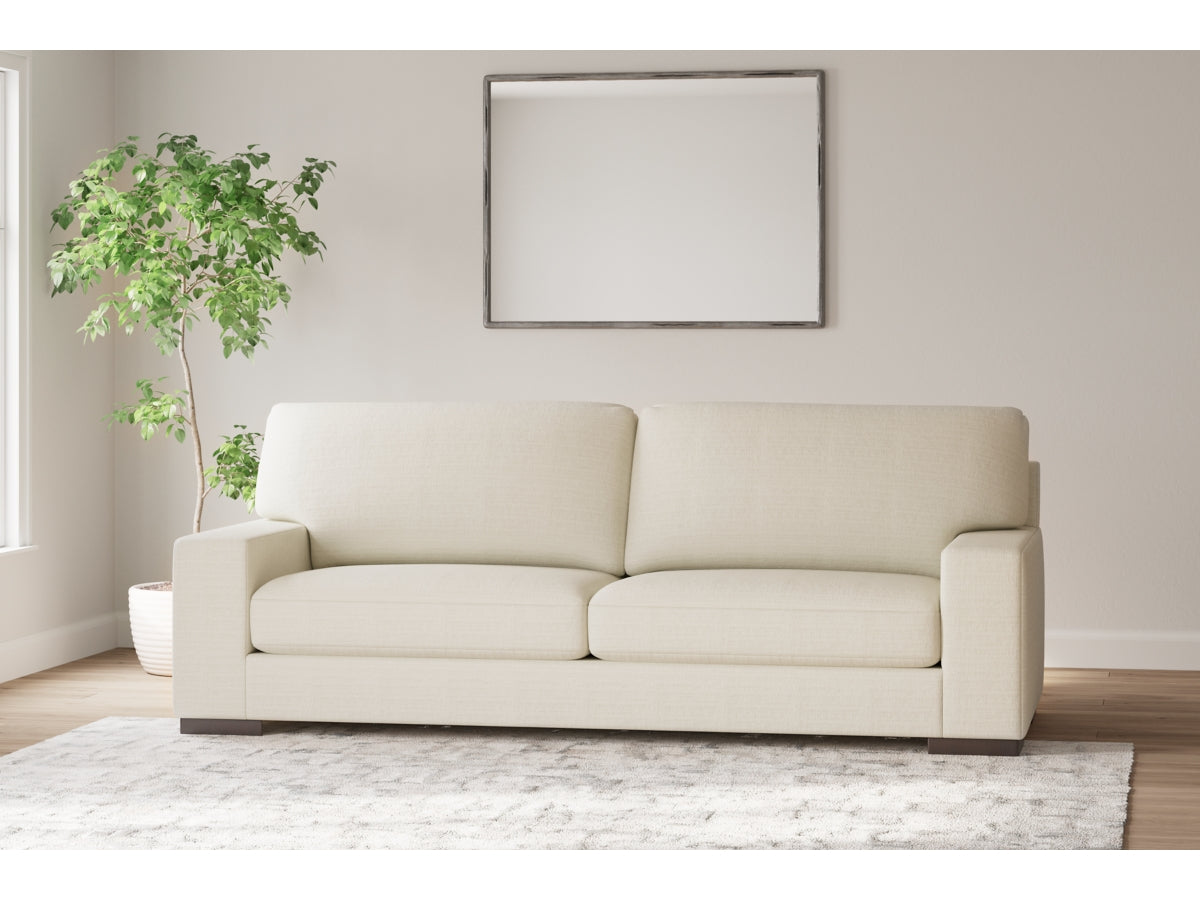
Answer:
top-left (588, 569), bottom-right (941, 667)
top-left (251, 564), bottom-right (617, 660)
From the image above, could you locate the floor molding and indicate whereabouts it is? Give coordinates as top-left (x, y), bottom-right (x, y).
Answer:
top-left (115, 610), bottom-right (133, 649)
top-left (1046, 628), bottom-right (1200, 671)
top-left (0, 614), bottom-right (118, 683)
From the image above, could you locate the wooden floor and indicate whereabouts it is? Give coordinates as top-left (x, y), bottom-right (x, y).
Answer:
top-left (1, 650), bottom-right (1197, 849)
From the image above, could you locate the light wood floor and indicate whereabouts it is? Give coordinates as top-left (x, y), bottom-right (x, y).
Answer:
top-left (1, 650), bottom-right (1197, 849)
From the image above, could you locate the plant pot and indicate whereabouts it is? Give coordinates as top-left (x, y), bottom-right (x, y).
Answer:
top-left (129, 581), bottom-right (173, 677)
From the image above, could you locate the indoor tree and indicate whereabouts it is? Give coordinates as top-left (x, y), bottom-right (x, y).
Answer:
top-left (48, 133), bottom-right (334, 533)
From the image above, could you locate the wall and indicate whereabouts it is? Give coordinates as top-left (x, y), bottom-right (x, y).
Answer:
top-left (111, 50), bottom-right (1200, 668)
top-left (0, 51), bottom-right (116, 681)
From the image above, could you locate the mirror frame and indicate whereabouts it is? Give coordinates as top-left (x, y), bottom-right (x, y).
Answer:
top-left (483, 70), bottom-right (825, 329)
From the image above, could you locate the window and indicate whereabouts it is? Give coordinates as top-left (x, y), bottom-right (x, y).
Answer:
top-left (1, 53), bottom-right (28, 548)
top-left (0, 67), bottom-right (7, 544)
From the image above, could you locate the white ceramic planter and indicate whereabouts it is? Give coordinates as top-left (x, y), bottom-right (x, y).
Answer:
top-left (129, 582), bottom-right (173, 677)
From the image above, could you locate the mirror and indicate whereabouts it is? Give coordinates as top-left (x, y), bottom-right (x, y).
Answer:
top-left (484, 70), bottom-right (825, 328)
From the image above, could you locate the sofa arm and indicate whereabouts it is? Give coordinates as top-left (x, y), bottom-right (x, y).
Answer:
top-left (173, 519), bottom-right (311, 719)
top-left (940, 527), bottom-right (1044, 740)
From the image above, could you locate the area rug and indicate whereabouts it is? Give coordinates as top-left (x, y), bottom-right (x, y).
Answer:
top-left (0, 717), bottom-right (1132, 850)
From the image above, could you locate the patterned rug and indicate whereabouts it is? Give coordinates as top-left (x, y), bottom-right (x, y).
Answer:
top-left (0, 717), bottom-right (1132, 849)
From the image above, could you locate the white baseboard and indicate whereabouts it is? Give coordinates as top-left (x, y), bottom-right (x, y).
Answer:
top-left (116, 609), bottom-right (133, 648)
top-left (1046, 628), bottom-right (1200, 671)
top-left (0, 614), bottom-right (119, 684)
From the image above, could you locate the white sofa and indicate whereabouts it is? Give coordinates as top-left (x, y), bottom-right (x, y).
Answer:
top-left (173, 401), bottom-right (1044, 755)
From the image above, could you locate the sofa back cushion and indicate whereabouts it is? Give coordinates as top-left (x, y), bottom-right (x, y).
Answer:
top-left (256, 402), bottom-right (637, 574)
top-left (624, 403), bottom-right (1030, 578)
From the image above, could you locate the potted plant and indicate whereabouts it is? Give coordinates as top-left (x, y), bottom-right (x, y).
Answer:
top-left (48, 133), bottom-right (334, 675)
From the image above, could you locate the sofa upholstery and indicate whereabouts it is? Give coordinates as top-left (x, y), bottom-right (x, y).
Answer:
top-left (624, 403), bottom-right (1031, 577)
top-left (251, 564), bottom-right (615, 660)
top-left (254, 401), bottom-right (637, 573)
top-left (174, 401), bottom-right (1045, 753)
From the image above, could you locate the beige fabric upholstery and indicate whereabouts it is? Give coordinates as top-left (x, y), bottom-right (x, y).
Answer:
top-left (255, 402), bottom-right (636, 575)
top-left (251, 564), bottom-right (615, 661)
top-left (588, 569), bottom-right (940, 667)
top-left (625, 403), bottom-right (1030, 578)
top-left (173, 520), bottom-right (311, 720)
top-left (246, 655), bottom-right (943, 738)
top-left (172, 401), bottom-right (1044, 745)
top-left (940, 527), bottom-right (1045, 739)
top-left (1027, 461), bottom-right (1041, 527)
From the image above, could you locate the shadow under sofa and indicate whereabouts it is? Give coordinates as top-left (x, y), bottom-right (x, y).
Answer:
top-left (173, 401), bottom-right (1044, 756)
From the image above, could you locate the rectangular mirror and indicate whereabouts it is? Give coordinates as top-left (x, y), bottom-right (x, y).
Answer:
top-left (484, 70), bottom-right (825, 328)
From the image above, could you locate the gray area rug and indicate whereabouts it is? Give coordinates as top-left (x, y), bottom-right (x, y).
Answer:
top-left (0, 717), bottom-right (1132, 849)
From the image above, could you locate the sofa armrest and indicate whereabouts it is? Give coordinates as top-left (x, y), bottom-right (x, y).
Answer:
top-left (940, 527), bottom-right (1044, 740)
top-left (173, 519), bottom-right (311, 719)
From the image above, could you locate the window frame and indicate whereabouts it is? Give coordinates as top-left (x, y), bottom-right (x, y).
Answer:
top-left (0, 52), bottom-right (30, 550)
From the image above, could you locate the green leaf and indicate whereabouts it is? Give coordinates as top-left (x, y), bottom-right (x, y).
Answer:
top-left (205, 426), bottom-right (261, 512)
top-left (47, 134), bottom-right (334, 528)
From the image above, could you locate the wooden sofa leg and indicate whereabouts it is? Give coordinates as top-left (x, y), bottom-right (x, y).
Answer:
top-left (927, 738), bottom-right (1023, 756)
top-left (180, 718), bottom-right (263, 736)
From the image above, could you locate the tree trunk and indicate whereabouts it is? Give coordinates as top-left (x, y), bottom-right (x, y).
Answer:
top-left (178, 326), bottom-right (205, 534)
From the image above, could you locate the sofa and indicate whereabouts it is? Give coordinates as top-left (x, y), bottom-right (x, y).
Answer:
top-left (173, 401), bottom-right (1044, 755)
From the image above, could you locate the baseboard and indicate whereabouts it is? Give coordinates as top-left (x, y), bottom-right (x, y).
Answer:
top-left (0, 613), bottom-right (119, 684)
top-left (116, 609), bottom-right (133, 649)
top-left (1046, 628), bottom-right (1200, 671)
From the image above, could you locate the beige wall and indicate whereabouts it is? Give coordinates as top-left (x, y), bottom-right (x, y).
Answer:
top-left (0, 51), bottom-right (116, 680)
top-left (104, 50), bottom-right (1199, 667)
